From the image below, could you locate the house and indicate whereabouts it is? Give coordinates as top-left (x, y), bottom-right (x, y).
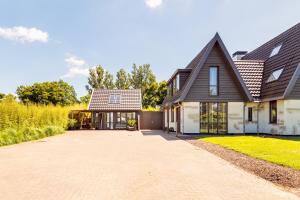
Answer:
top-left (163, 23), bottom-right (300, 135)
top-left (88, 89), bottom-right (142, 130)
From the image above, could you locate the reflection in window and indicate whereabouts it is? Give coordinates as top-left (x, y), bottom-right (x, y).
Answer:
top-left (267, 68), bottom-right (284, 83)
top-left (270, 44), bottom-right (282, 57)
top-left (209, 67), bottom-right (218, 96)
top-left (248, 107), bottom-right (253, 122)
top-left (200, 102), bottom-right (227, 134)
top-left (269, 101), bottom-right (277, 124)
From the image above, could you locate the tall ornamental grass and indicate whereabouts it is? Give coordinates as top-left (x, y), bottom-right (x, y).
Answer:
top-left (0, 98), bottom-right (83, 146)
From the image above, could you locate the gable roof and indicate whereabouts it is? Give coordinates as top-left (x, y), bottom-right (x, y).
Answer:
top-left (176, 33), bottom-right (253, 102)
top-left (242, 22), bottom-right (300, 100)
top-left (234, 60), bottom-right (264, 100)
top-left (88, 89), bottom-right (142, 111)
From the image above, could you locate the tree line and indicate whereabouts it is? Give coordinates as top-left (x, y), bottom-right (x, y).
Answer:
top-left (4, 64), bottom-right (166, 108)
top-left (83, 64), bottom-right (167, 108)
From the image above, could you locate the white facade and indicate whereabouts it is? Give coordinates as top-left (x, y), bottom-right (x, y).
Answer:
top-left (228, 102), bottom-right (244, 134)
top-left (165, 102), bottom-right (244, 134)
top-left (164, 100), bottom-right (300, 135)
top-left (182, 102), bottom-right (200, 133)
top-left (244, 100), bottom-right (300, 135)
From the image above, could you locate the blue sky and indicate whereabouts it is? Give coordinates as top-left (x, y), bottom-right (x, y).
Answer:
top-left (1, 0), bottom-right (300, 97)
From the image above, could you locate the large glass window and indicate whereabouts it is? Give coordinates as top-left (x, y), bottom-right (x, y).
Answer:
top-left (200, 102), bottom-right (227, 134)
top-left (200, 103), bottom-right (209, 133)
top-left (115, 112), bottom-right (136, 129)
top-left (209, 67), bottom-right (219, 96)
top-left (269, 101), bottom-right (277, 124)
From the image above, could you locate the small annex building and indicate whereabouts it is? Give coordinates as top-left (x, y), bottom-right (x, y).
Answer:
top-left (88, 89), bottom-right (142, 130)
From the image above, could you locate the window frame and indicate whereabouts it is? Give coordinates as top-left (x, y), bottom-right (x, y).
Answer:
top-left (171, 106), bottom-right (175, 122)
top-left (269, 43), bottom-right (282, 58)
top-left (266, 67), bottom-right (284, 83)
top-left (209, 66), bottom-right (219, 96)
top-left (176, 74), bottom-right (180, 91)
top-left (248, 107), bottom-right (253, 122)
top-left (108, 94), bottom-right (121, 104)
top-left (269, 101), bottom-right (277, 124)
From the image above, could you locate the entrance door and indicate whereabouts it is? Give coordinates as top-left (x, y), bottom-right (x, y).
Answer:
top-left (200, 102), bottom-right (227, 134)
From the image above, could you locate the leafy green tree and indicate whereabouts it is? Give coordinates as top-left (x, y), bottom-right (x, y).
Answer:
top-left (86, 65), bottom-right (115, 93)
top-left (103, 71), bottom-right (115, 89)
top-left (16, 80), bottom-right (77, 105)
top-left (143, 82), bottom-right (159, 108)
top-left (130, 64), bottom-right (156, 92)
top-left (143, 81), bottom-right (167, 108)
top-left (115, 68), bottom-right (130, 89)
top-left (157, 81), bottom-right (167, 105)
top-left (80, 94), bottom-right (91, 104)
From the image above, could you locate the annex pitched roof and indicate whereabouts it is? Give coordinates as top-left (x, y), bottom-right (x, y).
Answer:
top-left (234, 60), bottom-right (264, 99)
top-left (242, 22), bottom-right (300, 100)
top-left (176, 33), bottom-right (253, 102)
top-left (88, 89), bottom-right (142, 111)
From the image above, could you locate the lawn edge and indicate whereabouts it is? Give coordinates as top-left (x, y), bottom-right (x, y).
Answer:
top-left (178, 135), bottom-right (300, 196)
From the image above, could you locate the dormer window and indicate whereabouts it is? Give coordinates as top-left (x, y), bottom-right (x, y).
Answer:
top-left (266, 68), bottom-right (284, 83)
top-left (269, 43), bottom-right (282, 58)
top-left (108, 94), bottom-right (121, 104)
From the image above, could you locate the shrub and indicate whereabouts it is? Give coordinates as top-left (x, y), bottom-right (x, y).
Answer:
top-left (0, 98), bottom-right (84, 147)
top-left (168, 127), bottom-right (175, 132)
top-left (127, 119), bottom-right (137, 127)
top-left (0, 126), bottom-right (65, 147)
top-left (67, 119), bottom-right (79, 130)
top-left (43, 126), bottom-right (64, 137)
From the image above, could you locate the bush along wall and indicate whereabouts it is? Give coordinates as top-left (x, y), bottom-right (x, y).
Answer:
top-left (0, 98), bottom-right (83, 146)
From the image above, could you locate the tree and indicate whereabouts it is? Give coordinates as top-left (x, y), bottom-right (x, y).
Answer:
top-left (115, 68), bottom-right (130, 89)
top-left (0, 93), bottom-right (5, 100)
top-left (143, 81), bottom-right (167, 108)
top-left (86, 65), bottom-right (115, 93)
top-left (130, 64), bottom-right (157, 107)
top-left (103, 71), bottom-right (115, 89)
top-left (80, 94), bottom-right (91, 104)
top-left (156, 81), bottom-right (167, 105)
top-left (16, 80), bottom-right (77, 105)
top-left (130, 64), bottom-right (156, 92)
top-left (143, 82), bottom-right (159, 108)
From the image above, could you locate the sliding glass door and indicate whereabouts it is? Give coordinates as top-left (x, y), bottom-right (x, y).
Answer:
top-left (200, 102), bottom-right (227, 134)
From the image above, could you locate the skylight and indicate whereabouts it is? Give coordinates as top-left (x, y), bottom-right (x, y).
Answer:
top-left (269, 44), bottom-right (282, 58)
top-left (109, 94), bottom-right (121, 104)
top-left (267, 68), bottom-right (284, 83)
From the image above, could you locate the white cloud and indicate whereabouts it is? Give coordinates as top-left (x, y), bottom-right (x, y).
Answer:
top-left (0, 26), bottom-right (48, 43)
top-left (62, 55), bottom-right (89, 78)
top-left (145, 0), bottom-right (162, 9)
top-left (65, 56), bottom-right (86, 67)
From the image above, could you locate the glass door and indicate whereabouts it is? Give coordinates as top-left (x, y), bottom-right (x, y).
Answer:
top-left (200, 102), bottom-right (227, 134)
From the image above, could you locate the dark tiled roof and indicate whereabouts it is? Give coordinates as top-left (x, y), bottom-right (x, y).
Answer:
top-left (242, 22), bottom-right (300, 99)
top-left (235, 60), bottom-right (264, 99)
top-left (88, 89), bottom-right (142, 111)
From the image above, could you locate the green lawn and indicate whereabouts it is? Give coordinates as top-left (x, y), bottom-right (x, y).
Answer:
top-left (199, 136), bottom-right (300, 170)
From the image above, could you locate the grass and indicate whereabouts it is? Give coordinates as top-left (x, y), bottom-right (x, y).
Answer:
top-left (199, 136), bottom-right (300, 170)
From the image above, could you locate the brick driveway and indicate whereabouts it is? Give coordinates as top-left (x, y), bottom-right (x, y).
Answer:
top-left (0, 130), bottom-right (298, 200)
